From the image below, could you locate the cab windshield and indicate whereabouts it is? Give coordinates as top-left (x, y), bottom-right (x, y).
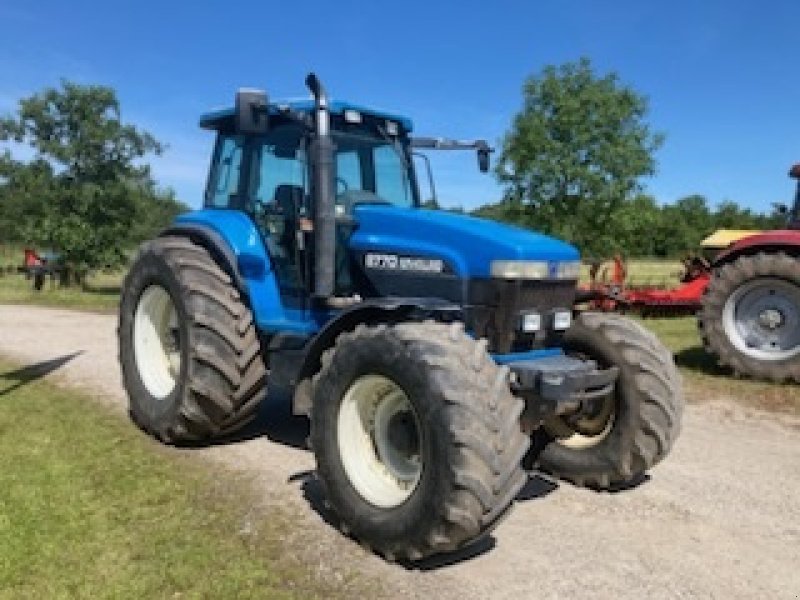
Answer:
top-left (332, 128), bottom-right (417, 211)
top-left (204, 124), bottom-right (418, 213)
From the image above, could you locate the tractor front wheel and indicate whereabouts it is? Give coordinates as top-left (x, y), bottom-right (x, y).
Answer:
top-left (309, 321), bottom-right (529, 561)
top-left (538, 313), bottom-right (683, 489)
top-left (118, 236), bottom-right (267, 443)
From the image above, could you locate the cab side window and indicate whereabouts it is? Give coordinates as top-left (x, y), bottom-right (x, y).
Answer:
top-left (336, 150), bottom-right (362, 192)
top-left (248, 125), bottom-right (307, 251)
top-left (253, 144), bottom-right (305, 209)
top-left (374, 144), bottom-right (413, 208)
top-left (248, 124), bottom-right (307, 297)
top-left (205, 135), bottom-right (243, 208)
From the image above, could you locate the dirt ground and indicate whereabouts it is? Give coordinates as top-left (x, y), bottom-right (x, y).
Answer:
top-left (1, 304), bottom-right (798, 599)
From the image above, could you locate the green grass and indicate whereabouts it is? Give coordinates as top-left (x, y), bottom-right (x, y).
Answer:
top-left (639, 317), bottom-right (800, 415)
top-left (0, 358), bottom-right (370, 600)
top-left (580, 258), bottom-right (683, 288)
top-left (0, 244), bottom-right (23, 271)
top-left (0, 270), bottom-right (122, 312)
top-left (625, 259), bottom-right (684, 287)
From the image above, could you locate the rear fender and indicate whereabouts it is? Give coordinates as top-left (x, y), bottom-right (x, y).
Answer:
top-left (713, 231), bottom-right (800, 266)
top-left (164, 210), bottom-right (314, 335)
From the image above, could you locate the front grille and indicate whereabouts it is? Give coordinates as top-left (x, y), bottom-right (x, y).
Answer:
top-left (466, 279), bottom-right (576, 353)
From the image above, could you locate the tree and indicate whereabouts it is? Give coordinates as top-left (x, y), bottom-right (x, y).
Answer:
top-left (129, 186), bottom-right (187, 242)
top-left (605, 194), bottom-right (662, 257)
top-left (495, 57), bottom-right (664, 255)
top-left (0, 81), bottom-right (174, 281)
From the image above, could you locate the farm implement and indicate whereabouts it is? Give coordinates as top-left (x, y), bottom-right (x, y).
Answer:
top-left (586, 163), bottom-right (800, 383)
top-left (584, 254), bottom-right (711, 317)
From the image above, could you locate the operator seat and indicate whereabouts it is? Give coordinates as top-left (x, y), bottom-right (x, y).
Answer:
top-left (273, 184), bottom-right (303, 257)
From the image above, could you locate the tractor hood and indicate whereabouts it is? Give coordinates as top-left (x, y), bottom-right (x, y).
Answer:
top-left (349, 204), bottom-right (579, 278)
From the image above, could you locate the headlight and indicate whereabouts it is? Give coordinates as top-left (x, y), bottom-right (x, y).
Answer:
top-left (556, 261), bottom-right (581, 280)
top-left (490, 260), bottom-right (581, 280)
top-left (490, 260), bottom-right (549, 279)
top-left (520, 312), bottom-right (542, 332)
top-left (553, 310), bottom-right (572, 330)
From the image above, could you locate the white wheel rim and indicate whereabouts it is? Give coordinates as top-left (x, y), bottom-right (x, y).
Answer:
top-left (133, 285), bottom-right (181, 399)
top-left (545, 394), bottom-right (616, 449)
top-left (722, 278), bottom-right (800, 361)
top-left (337, 375), bottom-right (422, 508)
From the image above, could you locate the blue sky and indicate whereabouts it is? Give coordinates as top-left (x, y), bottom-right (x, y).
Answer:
top-left (1, 0), bottom-right (798, 212)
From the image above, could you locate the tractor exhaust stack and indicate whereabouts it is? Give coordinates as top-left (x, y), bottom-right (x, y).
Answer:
top-left (306, 72), bottom-right (337, 299)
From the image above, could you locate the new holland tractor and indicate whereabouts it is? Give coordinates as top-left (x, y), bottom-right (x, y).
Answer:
top-left (118, 74), bottom-right (683, 561)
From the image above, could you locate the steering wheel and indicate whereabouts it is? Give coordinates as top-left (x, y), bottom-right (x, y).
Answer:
top-left (336, 177), bottom-right (349, 195)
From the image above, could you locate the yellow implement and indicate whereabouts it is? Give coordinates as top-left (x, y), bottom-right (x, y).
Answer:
top-left (700, 229), bottom-right (761, 250)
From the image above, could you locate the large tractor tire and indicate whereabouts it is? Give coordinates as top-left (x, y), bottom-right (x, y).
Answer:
top-left (118, 236), bottom-right (267, 443)
top-left (539, 313), bottom-right (683, 489)
top-left (699, 252), bottom-right (800, 383)
top-left (309, 321), bottom-right (529, 561)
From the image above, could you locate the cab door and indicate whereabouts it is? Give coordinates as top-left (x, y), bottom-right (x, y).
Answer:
top-left (245, 124), bottom-right (309, 310)
top-left (204, 124), bottom-right (310, 315)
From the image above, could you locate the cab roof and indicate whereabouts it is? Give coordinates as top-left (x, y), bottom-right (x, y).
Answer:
top-left (199, 99), bottom-right (413, 133)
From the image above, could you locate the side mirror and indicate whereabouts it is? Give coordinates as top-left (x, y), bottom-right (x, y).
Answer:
top-left (478, 146), bottom-right (491, 173)
top-left (235, 88), bottom-right (269, 134)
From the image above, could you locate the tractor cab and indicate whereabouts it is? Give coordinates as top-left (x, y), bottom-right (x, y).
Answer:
top-left (192, 76), bottom-right (580, 353)
top-left (199, 96), bottom-right (421, 304)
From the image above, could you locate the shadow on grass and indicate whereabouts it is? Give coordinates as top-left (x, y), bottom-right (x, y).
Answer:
top-left (0, 352), bottom-right (83, 396)
top-left (674, 345), bottom-right (730, 377)
top-left (82, 284), bottom-right (121, 295)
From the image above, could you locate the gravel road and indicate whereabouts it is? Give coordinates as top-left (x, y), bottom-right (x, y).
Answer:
top-left (1, 304), bottom-right (798, 599)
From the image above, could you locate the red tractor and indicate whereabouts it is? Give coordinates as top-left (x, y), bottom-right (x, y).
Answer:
top-left (698, 164), bottom-right (800, 383)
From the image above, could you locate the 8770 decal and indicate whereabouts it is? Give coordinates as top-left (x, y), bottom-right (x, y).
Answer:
top-left (364, 253), bottom-right (445, 274)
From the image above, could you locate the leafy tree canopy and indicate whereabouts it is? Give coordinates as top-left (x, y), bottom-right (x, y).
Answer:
top-left (0, 81), bottom-right (186, 277)
top-left (474, 192), bottom-right (786, 259)
top-left (495, 57), bottom-right (663, 255)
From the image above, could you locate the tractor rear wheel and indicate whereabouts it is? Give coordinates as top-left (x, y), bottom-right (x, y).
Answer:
top-left (118, 236), bottom-right (266, 443)
top-left (699, 252), bottom-right (800, 383)
top-left (538, 313), bottom-right (683, 489)
top-left (309, 321), bottom-right (529, 561)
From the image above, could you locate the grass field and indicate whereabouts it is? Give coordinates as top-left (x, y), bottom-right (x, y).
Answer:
top-left (641, 316), bottom-right (800, 415)
top-left (0, 270), bottom-right (121, 312)
top-left (580, 258), bottom-right (682, 287)
top-left (0, 358), bottom-right (370, 599)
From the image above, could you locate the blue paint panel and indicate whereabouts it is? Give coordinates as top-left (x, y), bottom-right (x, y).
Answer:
top-left (175, 203), bottom-right (578, 339)
top-left (349, 205), bottom-right (579, 278)
top-left (492, 348), bottom-right (563, 364)
top-left (173, 210), bottom-right (318, 335)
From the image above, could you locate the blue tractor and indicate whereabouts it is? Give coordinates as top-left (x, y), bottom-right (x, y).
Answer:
top-left (118, 74), bottom-right (683, 561)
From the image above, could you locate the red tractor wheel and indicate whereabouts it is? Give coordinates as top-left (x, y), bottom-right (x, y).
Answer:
top-left (699, 252), bottom-right (800, 383)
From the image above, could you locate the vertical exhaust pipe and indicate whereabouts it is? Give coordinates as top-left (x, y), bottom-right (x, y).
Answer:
top-left (306, 72), bottom-right (336, 299)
